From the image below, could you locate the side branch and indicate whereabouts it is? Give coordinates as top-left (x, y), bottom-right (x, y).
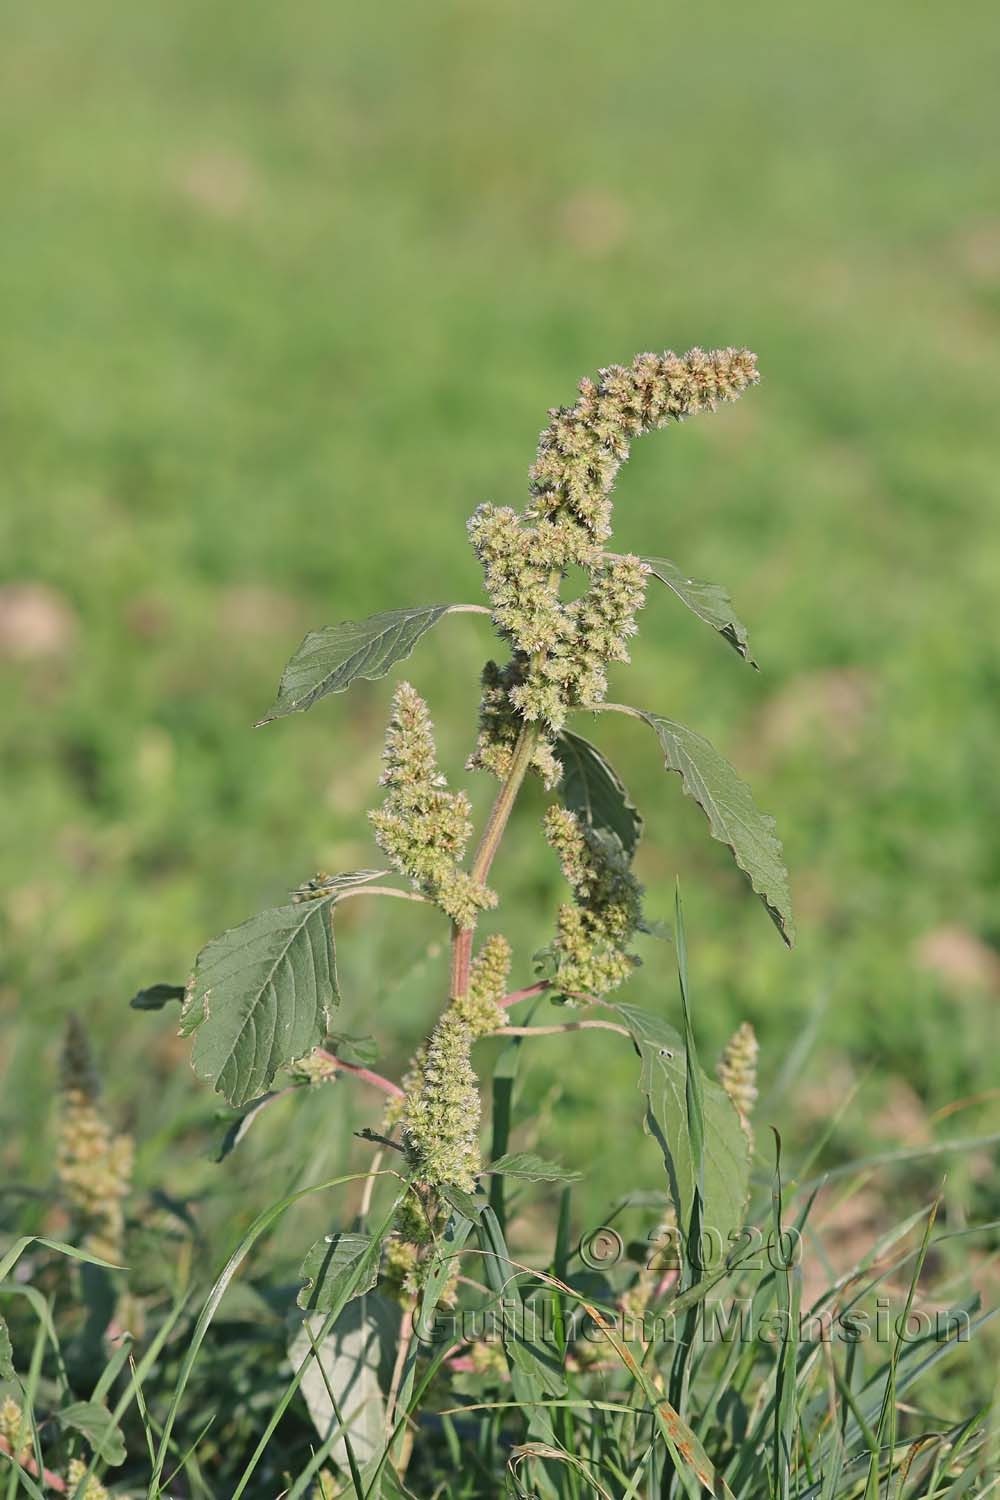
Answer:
top-left (450, 722), bottom-right (540, 1001)
top-left (313, 1049), bottom-right (404, 1098)
top-left (490, 1020), bottom-right (630, 1039)
top-left (335, 886), bottom-right (429, 906)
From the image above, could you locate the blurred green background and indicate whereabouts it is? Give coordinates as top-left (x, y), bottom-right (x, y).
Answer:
top-left (2, 0), bottom-right (998, 1266)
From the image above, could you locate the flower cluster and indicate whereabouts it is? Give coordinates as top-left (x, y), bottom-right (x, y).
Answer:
top-left (468, 347), bottom-right (759, 753)
top-left (0, 1397), bottom-right (30, 1465)
top-left (452, 932), bottom-right (511, 1035)
top-left (369, 681), bottom-right (495, 929)
top-left (401, 1010), bottom-right (481, 1191)
top-left (66, 1460), bottom-right (109, 1500)
top-left (291, 1050), bottom-right (340, 1085)
top-left (466, 658), bottom-right (562, 788)
top-left (717, 1021), bottom-right (759, 1133)
top-left (56, 1018), bottom-right (133, 1265)
top-left (467, 506), bottom-right (647, 735)
top-left (401, 934), bottom-right (512, 1192)
top-left (542, 806), bottom-right (643, 996)
top-left (528, 347), bottom-right (759, 542)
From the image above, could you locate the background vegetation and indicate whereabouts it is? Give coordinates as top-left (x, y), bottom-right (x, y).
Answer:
top-left (2, 0), bottom-right (997, 1445)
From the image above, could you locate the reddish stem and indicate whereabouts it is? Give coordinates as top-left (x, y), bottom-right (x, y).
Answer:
top-left (314, 1049), bottom-right (404, 1098)
top-left (498, 981), bottom-right (550, 1009)
top-left (0, 1436), bottom-right (67, 1492)
top-left (497, 982), bottom-right (603, 1010)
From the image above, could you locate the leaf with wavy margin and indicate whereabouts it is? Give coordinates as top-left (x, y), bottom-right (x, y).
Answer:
top-left (642, 556), bottom-right (756, 666)
top-left (611, 707), bottom-right (793, 944)
top-left (297, 1232), bottom-right (379, 1312)
top-left (181, 872), bottom-right (384, 1106)
top-left (181, 899), bottom-right (339, 1107)
top-left (487, 1152), bottom-right (582, 1183)
top-left (257, 604), bottom-right (469, 723)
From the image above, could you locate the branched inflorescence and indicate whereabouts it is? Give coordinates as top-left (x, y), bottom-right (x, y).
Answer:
top-left (370, 681), bottom-right (496, 929)
top-left (542, 806), bottom-right (643, 996)
top-left (376, 349), bottom-right (759, 1192)
top-left (468, 347), bottom-right (758, 748)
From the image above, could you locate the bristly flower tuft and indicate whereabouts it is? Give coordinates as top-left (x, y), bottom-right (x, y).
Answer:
top-left (370, 681), bottom-right (494, 927)
top-left (66, 1459), bottom-right (109, 1500)
top-left (542, 805), bottom-right (644, 996)
top-left (717, 1021), bottom-right (759, 1131)
top-left (529, 347), bottom-right (759, 542)
top-left (454, 932), bottom-right (512, 1036)
top-left (0, 1397), bottom-right (31, 1465)
top-left (400, 933), bottom-right (512, 1191)
top-left (402, 1011), bottom-right (483, 1191)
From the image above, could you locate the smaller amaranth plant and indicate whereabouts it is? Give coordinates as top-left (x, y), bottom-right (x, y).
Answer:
top-left (144, 346), bottom-right (806, 1494)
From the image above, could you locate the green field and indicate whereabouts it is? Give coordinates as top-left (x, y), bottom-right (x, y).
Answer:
top-left (2, 0), bottom-right (998, 1388)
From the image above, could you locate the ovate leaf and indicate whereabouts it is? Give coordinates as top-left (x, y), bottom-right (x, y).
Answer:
top-left (257, 604), bottom-right (459, 723)
top-left (182, 870), bottom-right (385, 1106)
top-left (297, 1233), bottom-right (379, 1313)
top-left (289, 1296), bottom-right (400, 1470)
top-left (487, 1152), bottom-right (582, 1183)
top-left (616, 1004), bottom-right (750, 1269)
top-left (182, 899), bottom-right (339, 1107)
top-left (129, 983), bottom-right (186, 1011)
top-left (57, 1401), bottom-right (127, 1466)
top-left (620, 708), bottom-right (793, 944)
top-left (642, 556), bottom-right (756, 666)
top-left (554, 730), bottom-right (642, 859)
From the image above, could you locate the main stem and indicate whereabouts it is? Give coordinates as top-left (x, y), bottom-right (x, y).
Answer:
top-left (449, 721), bottom-right (539, 1000)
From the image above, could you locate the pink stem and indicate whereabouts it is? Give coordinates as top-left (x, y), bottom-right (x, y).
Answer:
top-left (0, 1435), bottom-right (67, 1492)
top-left (498, 982), bottom-right (550, 1009)
top-left (314, 1049), bottom-right (404, 1098)
top-left (498, 982), bottom-right (604, 1011)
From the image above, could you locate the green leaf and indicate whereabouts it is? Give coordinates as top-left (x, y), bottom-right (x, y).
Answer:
top-left (620, 708), bottom-right (793, 944)
top-left (257, 604), bottom-right (460, 723)
top-left (182, 899), bottom-right (339, 1107)
top-left (0, 1314), bottom-right (13, 1381)
top-left (289, 1296), bottom-right (401, 1470)
top-left (215, 1091), bottom-right (283, 1162)
top-left (326, 1032), bottom-right (378, 1067)
top-left (414, 1208), bottom-right (477, 1342)
top-left (129, 982), bottom-right (186, 1010)
top-left (478, 1209), bottom-right (566, 1401)
top-left (57, 1401), bottom-right (127, 1466)
top-left (615, 1003), bottom-right (751, 1268)
top-left (642, 555), bottom-right (756, 666)
top-left (553, 730), bottom-right (642, 858)
top-left (297, 1232), bottom-right (380, 1313)
top-left (487, 1152), bottom-right (582, 1183)
top-left (439, 1183), bottom-right (485, 1221)
top-left (673, 886), bottom-right (705, 1273)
